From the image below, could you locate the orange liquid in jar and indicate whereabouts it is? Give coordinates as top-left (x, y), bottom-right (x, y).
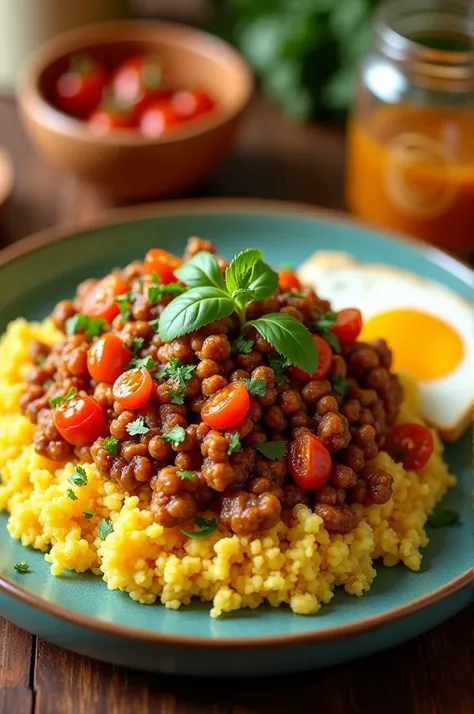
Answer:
top-left (346, 105), bottom-right (474, 254)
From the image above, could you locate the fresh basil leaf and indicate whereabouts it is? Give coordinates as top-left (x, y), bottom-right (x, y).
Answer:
top-left (248, 313), bottom-right (317, 374)
top-left (158, 287), bottom-right (235, 341)
top-left (148, 282), bottom-right (187, 304)
top-left (255, 441), bottom-right (287, 460)
top-left (324, 331), bottom-right (341, 354)
top-left (242, 260), bottom-right (279, 302)
top-left (313, 311), bottom-right (338, 332)
top-left (175, 251), bottom-right (226, 291)
top-left (225, 248), bottom-right (264, 295)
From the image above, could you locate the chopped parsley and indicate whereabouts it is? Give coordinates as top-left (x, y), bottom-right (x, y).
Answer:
top-left (162, 425), bottom-right (187, 448)
top-left (98, 518), bottom-right (114, 540)
top-left (332, 375), bottom-right (347, 397)
top-left (103, 436), bottom-right (119, 456)
top-left (148, 282), bottom-right (187, 304)
top-left (36, 354), bottom-right (46, 366)
top-left (68, 465), bottom-right (88, 488)
top-left (255, 440), bottom-right (287, 460)
top-left (126, 417), bottom-right (150, 436)
top-left (177, 470), bottom-right (195, 481)
top-left (268, 354), bottom-right (291, 383)
top-left (49, 387), bottom-right (77, 408)
top-left (66, 488), bottom-right (78, 501)
top-left (148, 317), bottom-right (160, 331)
top-left (127, 355), bottom-right (155, 371)
top-left (115, 292), bottom-right (132, 321)
top-left (82, 510), bottom-right (94, 520)
top-left (14, 562), bottom-right (31, 574)
top-left (234, 335), bottom-right (254, 354)
top-left (181, 516), bottom-right (218, 539)
top-left (227, 432), bottom-right (242, 456)
top-left (242, 378), bottom-right (267, 397)
top-left (157, 358), bottom-right (196, 405)
top-left (65, 314), bottom-right (106, 338)
top-left (128, 337), bottom-right (144, 354)
top-left (312, 311), bottom-right (341, 353)
top-left (428, 508), bottom-right (461, 528)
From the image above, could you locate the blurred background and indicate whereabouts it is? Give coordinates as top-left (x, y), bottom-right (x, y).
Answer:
top-left (0, 0), bottom-right (473, 257)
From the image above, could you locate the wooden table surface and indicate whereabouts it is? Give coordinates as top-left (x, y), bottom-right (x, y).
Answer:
top-left (0, 93), bottom-right (472, 714)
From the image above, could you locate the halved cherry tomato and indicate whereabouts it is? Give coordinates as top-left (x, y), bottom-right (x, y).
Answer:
top-left (278, 270), bottom-right (301, 292)
top-left (82, 274), bottom-right (129, 323)
top-left (54, 394), bottom-right (105, 446)
top-left (139, 99), bottom-right (183, 137)
top-left (55, 53), bottom-right (108, 119)
top-left (288, 432), bottom-right (332, 490)
top-left (171, 89), bottom-right (214, 120)
top-left (88, 103), bottom-right (138, 134)
top-left (201, 382), bottom-right (250, 430)
top-left (384, 422), bottom-right (434, 471)
top-left (143, 248), bottom-right (182, 284)
top-left (331, 308), bottom-right (363, 347)
top-left (289, 335), bottom-right (332, 382)
top-left (112, 367), bottom-right (153, 409)
top-left (87, 334), bottom-right (131, 383)
top-left (112, 56), bottom-right (165, 107)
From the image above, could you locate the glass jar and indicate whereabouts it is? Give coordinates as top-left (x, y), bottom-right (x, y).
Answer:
top-left (346, 0), bottom-right (474, 256)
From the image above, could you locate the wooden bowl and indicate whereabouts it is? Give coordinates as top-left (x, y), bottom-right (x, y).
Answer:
top-left (17, 21), bottom-right (253, 201)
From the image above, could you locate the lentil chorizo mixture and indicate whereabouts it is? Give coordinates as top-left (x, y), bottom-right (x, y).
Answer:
top-left (21, 239), bottom-right (408, 538)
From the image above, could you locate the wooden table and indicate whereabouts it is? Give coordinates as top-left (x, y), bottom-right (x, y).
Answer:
top-left (0, 93), bottom-right (472, 714)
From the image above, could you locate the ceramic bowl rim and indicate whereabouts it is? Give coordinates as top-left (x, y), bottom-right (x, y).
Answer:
top-left (0, 197), bottom-right (472, 649)
top-left (17, 19), bottom-right (254, 147)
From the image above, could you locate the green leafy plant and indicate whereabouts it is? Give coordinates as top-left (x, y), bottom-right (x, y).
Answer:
top-left (158, 249), bottom-right (318, 374)
top-left (213, 0), bottom-right (378, 119)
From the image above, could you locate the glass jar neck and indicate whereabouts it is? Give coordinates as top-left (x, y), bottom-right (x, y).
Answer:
top-left (374, 0), bottom-right (474, 86)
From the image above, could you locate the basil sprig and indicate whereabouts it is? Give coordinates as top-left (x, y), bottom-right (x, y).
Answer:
top-left (159, 249), bottom-right (317, 374)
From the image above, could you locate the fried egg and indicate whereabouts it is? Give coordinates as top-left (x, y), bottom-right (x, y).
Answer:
top-left (298, 251), bottom-right (473, 441)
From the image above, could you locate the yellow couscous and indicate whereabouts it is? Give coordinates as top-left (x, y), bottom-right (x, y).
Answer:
top-left (0, 318), bottom-right (455, 617)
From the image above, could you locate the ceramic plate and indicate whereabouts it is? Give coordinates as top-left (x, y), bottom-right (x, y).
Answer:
top-left (0, 199), bottom-right (472, 676)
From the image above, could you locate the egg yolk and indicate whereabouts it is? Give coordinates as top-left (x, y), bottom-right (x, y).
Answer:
top-left (360, 309), bottom-right (464, 381)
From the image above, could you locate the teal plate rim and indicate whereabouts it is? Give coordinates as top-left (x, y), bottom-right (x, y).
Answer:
top-left (0, 197), bottom-right (472, 649)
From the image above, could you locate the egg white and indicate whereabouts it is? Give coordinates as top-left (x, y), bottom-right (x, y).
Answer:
top-left (298, 251), bottom-right (474, 438)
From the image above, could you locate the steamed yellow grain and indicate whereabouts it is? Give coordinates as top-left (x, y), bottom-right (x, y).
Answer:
top-left (0, 319), bottom-right (455, 617)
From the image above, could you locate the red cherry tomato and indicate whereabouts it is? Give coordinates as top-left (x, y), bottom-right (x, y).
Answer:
top-left (55, 53), bottom-right (107, 119)
top-left (384, 422), bottom-right (434, 471)
top-left (201, 382), bottom-right (250, 430)
top-left (87, 334), bottom-right (131, 383)
top-left (112, 367), bottom-right (153, 410)
top-left (288, 432), bottom-right (332, 490)
top-left (289, 335), bottom-right (332, 382)
top-left (331, 308), bottom-right (363, 347)
top-left (112, 56), bottom-right (165, 106)
top-left (143, 248), bottom-right (182, 284)
top-left (88, 104), bottom-right (138, 134)
top-left (171, 89), bottom-right (214, 120)
top-left (82, 274), bottom-right (129, 323)
top-left (54, 394), bottom-right (105, 446)
top-left (139, 99), bottom-right (183, 137)
top-left (278, 270), bottom-right (301, 292)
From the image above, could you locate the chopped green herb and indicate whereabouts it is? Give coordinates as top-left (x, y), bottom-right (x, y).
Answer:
top-left (98, 518), bottom-right (114, 540)
top-left (157, 358), bottom-right (196, 405)
top-left (65, 314), bottom-right (106, 338)
top-left (428, 508), bottom-right (461, 528)
top-left (181, 516), bottom-right (218, 539)
top-left (332, 375), bottom-right (347, 397)
top-left (68, 465), bottom-right (88, 488)
top-left (234, 335), bottom-right (254, 354)
top-left (126, 417), bottom-right (150, 436)
top-left (66, 488), bottom-right (78, 501)
top-left (129, 337), bottom-right (144, 354)
top-left (268, 354), bottom-right (292, 383)
top-left (49, 387), bottom-right (77, 408)
top-left (255, 440), bottom-right (287, 460)
top-left (127, 356), bottom-right (155, 371)
top-left (227, 432), bottom-right (242, 456)
top-left (177, 470), bottom-right (195, 481)
top-left (14, 562), bottom-right (31, 574)
top-left (242, 378), bottom-right (267, 397)
top-left (43, 379), bottom-right (53, 389)
top-left (36, 354), bottom-right (46, 366)
top-left (312, 312), bottom-right (341, 353)
top-left (162, 425), bottom-right (187, 448)
top-left (324, 331), bottom-right (341, 354)
top-left (148, 317), bottom-right (160, 331)
top-left (148, 282), bottom-right (187, 304)
top-left (82, 510), bottom-right (94, 520)
top-left (169, 389), bottom-right (185, 405)
top-left (286, 290), bottom-right (305, 298)
top-left (103, 436), bottom-right (119, 456)
top-left (115, 293), bottom-right (132, 321)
